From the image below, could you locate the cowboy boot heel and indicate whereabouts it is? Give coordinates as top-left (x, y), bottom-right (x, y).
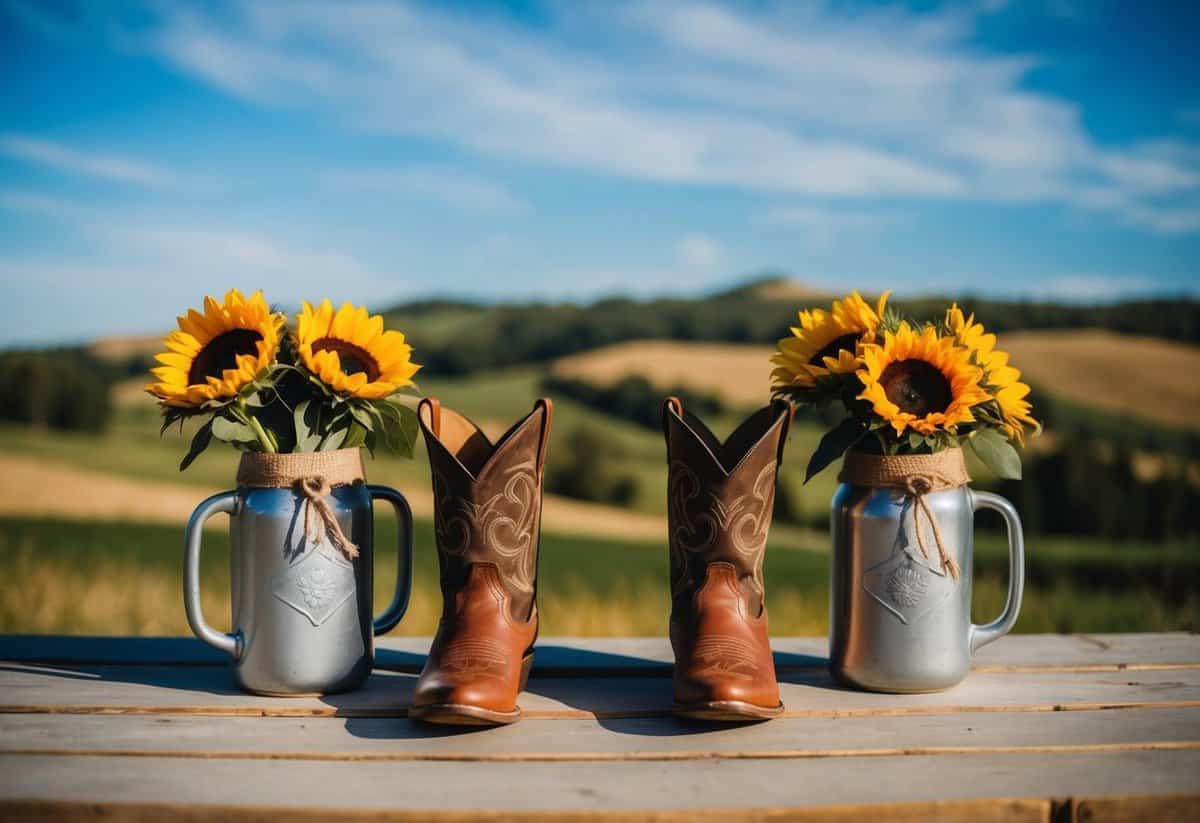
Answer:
top-left (518, 652), bottom-right (535, 692)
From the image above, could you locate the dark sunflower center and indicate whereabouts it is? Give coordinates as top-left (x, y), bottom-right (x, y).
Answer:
top-left (809, 333), bottom-right (861, 366)
top-left (879, 360), bottom-right (952, 416)
top-left (187, 329), bottom-right (263, 385)
top-left (313, 338), bottom-right (381, 382)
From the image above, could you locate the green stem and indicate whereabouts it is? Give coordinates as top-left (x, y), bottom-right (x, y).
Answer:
top-left (248, 414), bottom-right (277, 453)
top-left (233, 402), bottom-right (276, 453)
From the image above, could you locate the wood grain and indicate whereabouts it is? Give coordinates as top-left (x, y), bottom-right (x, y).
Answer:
top-left (2, 708), bottom-right (1198, 761)
top-left (2, 662), bottom-right (1198, 719)
top-left (0, 797), bottom-right (1056, 823)
top-left (3, 752), bottom-right (1198, 811)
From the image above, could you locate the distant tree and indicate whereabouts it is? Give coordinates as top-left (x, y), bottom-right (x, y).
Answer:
top-left (545, 424), bottom-right (640, 507)
top-left (0, 350), bottom-right (113, 432)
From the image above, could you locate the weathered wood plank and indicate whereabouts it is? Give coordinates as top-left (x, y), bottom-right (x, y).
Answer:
top-left (1, 751), bottom-right (1197, 811)
top-left (3, 634), bottom-right (1196, 674)
top-left (1, 663), bottom-right (1198, 719)
top-left (1065, 794), bottom-right (1200, 822)
top-left (1, 708), bottom-right (1197, 761)
top-left (0, 797), bottom-right (1057, 823)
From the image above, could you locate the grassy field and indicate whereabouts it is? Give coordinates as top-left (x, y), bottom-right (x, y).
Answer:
top-left (2, 516), bottom-right (1194, 637)
top-left (550, 331), bottom-right (1200, 432)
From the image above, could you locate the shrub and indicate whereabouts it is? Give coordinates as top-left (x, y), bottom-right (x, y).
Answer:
top-left (0, 350), bottom-right (113, 432)
top-left (545, 424), bottom-right (640, 506)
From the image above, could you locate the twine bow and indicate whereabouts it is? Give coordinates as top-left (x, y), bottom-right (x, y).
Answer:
top-left (296, 475), bottom-right (359, 560)
top-left (838, 448), bottom-right (971, 581)
top-left (901, 473), bottom-right (959, 580)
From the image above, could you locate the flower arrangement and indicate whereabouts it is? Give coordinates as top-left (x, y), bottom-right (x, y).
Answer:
top-left (146, 289), bottom-right (421, 469)
top-left (770, 292), bottom-right (1039, 481)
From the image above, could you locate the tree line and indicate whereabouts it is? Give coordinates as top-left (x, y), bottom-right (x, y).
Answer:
top-left (388, 279), bottom-right (1200, 377)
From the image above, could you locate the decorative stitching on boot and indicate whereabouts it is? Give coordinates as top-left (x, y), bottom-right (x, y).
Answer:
top-left (440, 637), bottom-right (507, 682)
top-left (693, 636), bottom-right (758, 680)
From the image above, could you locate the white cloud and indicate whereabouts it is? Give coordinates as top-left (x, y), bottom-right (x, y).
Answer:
top-left (1026, 274), bottom-right (1166, 303)
top-left (0, 134), bottom-right (178, 188)
top-left (0, 190), bottom-right (84, 219)
top-left (326, 167), bottom-right (528, 215)
top-left (137, 1), bottom-right (965, 198)
top-left (0, 190), bottom-right (410, 345)
top-left (756, 205), bottom-right (899, 231)
top-left (676, 233), bottom-right (724, 270)
top-left (117, 0), bottom-right (1198, 232)
top-left (755, 204), bottom-right (902, 249)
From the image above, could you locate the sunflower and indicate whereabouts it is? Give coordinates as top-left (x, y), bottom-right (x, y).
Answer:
top-left (145, 289), bottom-right (283, 408)
top-left (857, 322), bottom-right (989, 436)
top-left (771, 291), bottom-right (890, 391)
top-left (295, 300), bottom-right (420, 399)
top-left (945, 304), bottom-right (1039, 443)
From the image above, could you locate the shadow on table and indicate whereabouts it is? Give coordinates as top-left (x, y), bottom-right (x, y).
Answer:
top-left (0, 661), bottom-right (246, 698)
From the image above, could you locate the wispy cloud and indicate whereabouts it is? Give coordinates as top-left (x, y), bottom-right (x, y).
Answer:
top-left (0, 190), bottom-right (403, 345)
top-left (1025, 273), bottom-right (1172, 303)
top-left (756, 205), bottom-right (899, 231)
top-left (111, 0), bottom-right (1197, 234)
top-left (754, 204), bottom-right (902, 249)
top-left (326, 167), bottom-right (528, 215)
top-left (676, 233), bottom-right (724, 271)
top-left (0, 189), bottom-right (84, 220)
top-left (0, 134), bottom-right (179, 189)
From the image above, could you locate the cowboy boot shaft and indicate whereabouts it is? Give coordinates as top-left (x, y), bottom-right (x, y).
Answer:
top-left (421, 400), bottom-right (550, 622)
top-left (665, 401), bottom-right (790, 618)
top-left (411, 398), bottom-right (551, 725)
top-left (664, 397), bottom-right (790, 720)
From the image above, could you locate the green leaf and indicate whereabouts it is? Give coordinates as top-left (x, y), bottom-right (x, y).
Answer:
top-left (244, 389), bottom-right (272, 408)
top-left (179, 419), bottom-right (213, 471)
top-left (967, 428), bottom-right (1023, 480)
top-left (349, 403), bottom-right (375, 432)
top-left (319, 421), bottom-right (349, 451)
top-left (386, 402), bottom-right (419, 458)
top-left (160, 407), bottom-right (189, 436)
top-left (805, 417), bottom-right (866, 483)
top-left (341, 421), bottom-right (367, 449)
top-left (293, 400), bottom-right (323, 452)
top-left (211, 415), bottom-right (258, 445)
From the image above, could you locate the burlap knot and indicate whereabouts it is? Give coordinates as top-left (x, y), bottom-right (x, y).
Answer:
top-left (838, 448), bottom-right (971, 580)
top-left (236, 450), bottom-right (365, 561)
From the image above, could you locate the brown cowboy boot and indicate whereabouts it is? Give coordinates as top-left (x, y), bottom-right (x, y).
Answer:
top-left (664, 396), bottom-right (791, 721)
top-left (409, 397), bottom-right (552, 725)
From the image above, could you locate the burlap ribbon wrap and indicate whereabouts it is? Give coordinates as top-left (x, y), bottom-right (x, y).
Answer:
top-left (236, 449), bottom-right (365, 560)
top-left (838, 448), bottom-right (971, 580)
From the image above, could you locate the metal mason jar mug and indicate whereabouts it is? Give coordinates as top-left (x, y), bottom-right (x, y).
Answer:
top-left (183, 449), bottom-right (413, 696)
top-left (829, 447), bottom-right (1024, 693)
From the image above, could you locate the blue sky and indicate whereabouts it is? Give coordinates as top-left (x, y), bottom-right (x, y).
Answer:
top-left (1, 0), bottom-right (1198, 346)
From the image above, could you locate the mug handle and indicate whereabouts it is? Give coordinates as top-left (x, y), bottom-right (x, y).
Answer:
top-left (968, 490), bottom-right (1026, 654)
top-left (183, 491), bottom-right (242, 660)
top-left (367, 485), bottom-right (414, 636)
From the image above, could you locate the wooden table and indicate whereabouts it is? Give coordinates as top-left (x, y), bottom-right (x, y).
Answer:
top-left (1, 633), bottom-right (1197, 821)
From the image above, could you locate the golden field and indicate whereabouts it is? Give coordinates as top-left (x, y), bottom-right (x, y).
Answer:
top-left (551, 329), bottom-right (1200, 429)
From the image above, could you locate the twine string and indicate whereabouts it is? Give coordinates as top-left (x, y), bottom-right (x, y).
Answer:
top-left (296, 475), bottom-right (359, 560)
top-left (901, 473), bottom-right (959, 580)
top-left (839, 449), bottom-right (970, 582)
